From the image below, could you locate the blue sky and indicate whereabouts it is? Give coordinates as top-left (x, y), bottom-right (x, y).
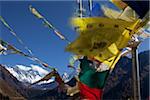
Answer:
top-left (0, 1), bottom-right (149, 75)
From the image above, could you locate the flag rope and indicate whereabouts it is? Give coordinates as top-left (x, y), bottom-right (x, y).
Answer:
top-left (0, 16), bottom-right (33, 56)
top-left (29, 5), bottom-right (70, 44)
top-left (0, 39), bottom-right (55, 70)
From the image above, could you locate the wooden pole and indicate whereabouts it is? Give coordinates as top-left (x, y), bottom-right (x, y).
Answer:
top-left (79, 0), bottom-right (83, 18)
top-left (131, 45), bottom-right (141, 100)
top-left (88, 0), bottom-right (93, 16)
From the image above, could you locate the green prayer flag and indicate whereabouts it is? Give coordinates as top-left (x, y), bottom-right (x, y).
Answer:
top-left (79, 57), bottom-right (109, 89)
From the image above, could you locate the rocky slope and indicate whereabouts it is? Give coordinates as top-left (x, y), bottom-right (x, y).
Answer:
top-left (103, 50), bottom-right (149, 100)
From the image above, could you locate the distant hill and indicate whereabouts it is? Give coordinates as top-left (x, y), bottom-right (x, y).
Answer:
top-left (0, 64), bottom-right (58, 100)
top-left (103, 50), bottom-right (149, 100)
top-left (0, 65), bottom-right (25, 100)
top-left (0, 65), bottom-right (78, 100)
top-left (30, 77), bottom-right (79, 100)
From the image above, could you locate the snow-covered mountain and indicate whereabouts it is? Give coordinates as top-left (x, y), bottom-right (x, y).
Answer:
top-left (62, 71), bottom-right (77, 83)
top-left (5, 64), bottom-right (54, 84)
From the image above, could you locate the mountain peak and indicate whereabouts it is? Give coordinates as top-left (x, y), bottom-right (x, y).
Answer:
top-left (5, 64), bottom-right (54, 84)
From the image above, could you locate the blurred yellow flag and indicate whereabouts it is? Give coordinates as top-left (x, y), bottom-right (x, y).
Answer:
top-left (66, 17), bottom-right (141, 62)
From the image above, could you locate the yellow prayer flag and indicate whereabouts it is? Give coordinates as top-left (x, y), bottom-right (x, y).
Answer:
top-left (66, 17), bottom-right (141, 62)
top-left (29, 5), bottom-right (43, 19)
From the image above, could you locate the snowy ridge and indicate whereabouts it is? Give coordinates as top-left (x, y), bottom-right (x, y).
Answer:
top-left (62, 71), bottom-right (77, 83)
top-left (5, 64), bottom-right (54, 84)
